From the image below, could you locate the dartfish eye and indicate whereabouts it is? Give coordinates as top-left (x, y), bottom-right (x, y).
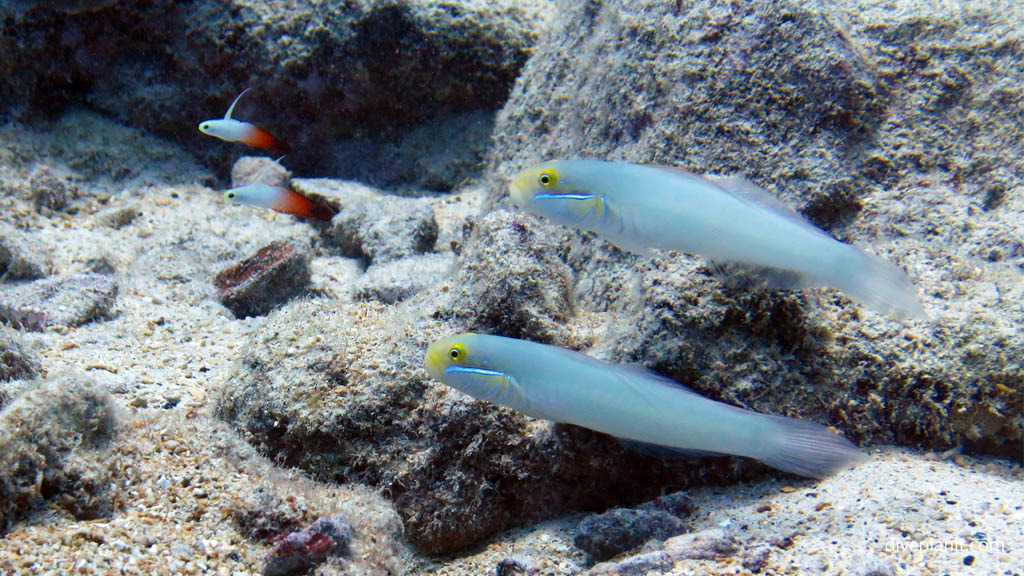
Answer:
top-left (539, 169), bottom-right (557, 187)
top-left (227, 193), bottom-right (235, 198)
top-left (448, 345), bottom-right (463, 360)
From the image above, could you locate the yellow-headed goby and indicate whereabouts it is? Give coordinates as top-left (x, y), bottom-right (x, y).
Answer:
top-left (510, 160), bottom-right (925, 320)
top-left (426, 333), bottom-right (867, 478)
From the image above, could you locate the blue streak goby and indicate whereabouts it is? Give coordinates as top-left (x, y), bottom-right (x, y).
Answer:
top-left (198, 88), bottom-right (292, 154)
top-left (425, 333), bottom-right (867, 478)
top-left (510, 160), bottom-right (924, 319)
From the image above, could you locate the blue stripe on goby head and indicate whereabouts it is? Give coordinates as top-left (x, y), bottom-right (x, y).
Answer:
top-left (443, 366), bottom-right (507, 378)
top-left (532, 193), bottom-right (596, 202)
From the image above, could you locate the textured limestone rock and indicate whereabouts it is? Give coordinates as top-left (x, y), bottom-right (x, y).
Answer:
top-left (230, 487), bottom-right (310, 543)
top-left (574, 508), bottom-right (688, 562)
top-left (487, 0), bottom-right (1024, 458)
top-left (216, 296), bottom-right (754, 555)
top-left (353, 253), bottom-right (454, 305)
top-left (0, 272), bottom-right (117, 331)
top-left (214, 242), bottom-right (311, 319)
top-left (663, 529), bottom-right (740, 560)
top-left (586, 551), bottom-right (673, 576)
top-left (0, 0), bottom-right (552, 179)
top-left (295, 179), bottom-right (439, 265)
top-left (436, 209), bottom-right (575, 344)
top-left (0, 373), bottom-right (117, 532)
top-left (573, 491), bottom-right (694, 561)
top-left (262, 513), bottom-right (353, 576)
top-left (0, 325), bottom-right (39, 384)
top-left (0, 221), bottom-right (51, 281)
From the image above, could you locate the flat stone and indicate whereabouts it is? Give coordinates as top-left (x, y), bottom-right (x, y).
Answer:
top-left (0, 222), bottom-right (51, 281)
top-left (664, 529), bottom-right (739, 560)
top-left (354, 253), bottom-right (454, 304)
top-left (575, 508), bottom-right (688, 562)
top-left (0, 273), bottom-right (117, 331)
top-left (214, 242), bottom-right (311, 319)
top-left (262, 513), bottom-right (353, 576)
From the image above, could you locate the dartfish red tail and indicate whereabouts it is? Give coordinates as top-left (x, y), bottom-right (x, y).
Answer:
top-left (240, 125), bottom-right (292, 155)
top-left (270, 187), bottom-right (335, 221)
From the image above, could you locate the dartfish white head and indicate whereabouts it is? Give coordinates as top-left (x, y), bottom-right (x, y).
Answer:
top-left (224, 183), bottom-right (278, 208)
top-left (198, 118), bottom-right (245, 141)
top-left (425, 333), bottom-right (530, 411)
top-left (198, 88), bottom-right (292, 154)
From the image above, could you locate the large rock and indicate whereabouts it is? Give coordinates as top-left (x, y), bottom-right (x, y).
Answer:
top-left (0, 325), bottom-right (41, 409)
top-left (296, 178), bottom-right (439, 265)
top-left (0, 222), bottom-right (51, 281)
top-left (217, 293), bottom-right (753, 556)
top-left (0, 272), bottom-right (118, 331)
top-left (218, 0), bottom-right (1022, 558)
top-left (487, 0), bottom-right (1023, 458)
top-left (0, 373), bottom-right (117, 532)
top-left (435, 210), bottom-right (575, 344)
top-left (0, 0), bottom-right (552, 179)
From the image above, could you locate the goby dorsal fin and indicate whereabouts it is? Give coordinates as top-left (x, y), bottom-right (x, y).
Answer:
top-left (224, 87), bottom-right (251, 120)
top-left (250, 155), bottom-right (287, 185)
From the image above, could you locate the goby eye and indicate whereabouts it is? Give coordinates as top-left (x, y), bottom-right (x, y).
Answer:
top-left (539, 169), bottom-right (557, 187)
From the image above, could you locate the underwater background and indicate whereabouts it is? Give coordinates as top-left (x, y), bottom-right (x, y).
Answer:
top-left (0, 0), bottom-right (1021, 574)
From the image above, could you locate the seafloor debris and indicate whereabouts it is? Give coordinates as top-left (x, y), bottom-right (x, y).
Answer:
top-left (0, 324), bottom-right (40, 385)
top-left (574, 507), bottom-right (689, 562)
top-left (0, 222), bottom-right (52, 281)
top-left (662, 528), bottom-right (740, 560)
top-left (93, 204), bottom-right (141, 229)
top-left (214, 242), bottom-right (311, 318)
top-left (0, 373), bottom-right (117, 532)
top-left (353, 252), bottom-right (453, 304)
top-left (28, 165), bottom-right (77, 213)
top-left (324, 189), bottom-right (438, 264)
top-left (437, 210), bottom-right (573, 344)
top-left (585, 551), bottom-right (674, 576)
top-left (0, 272), bottom-right (117, 331)
top-left (262, 513), bottom-right (353, 576)
top-left (230, 487), bottom-right (311, 543)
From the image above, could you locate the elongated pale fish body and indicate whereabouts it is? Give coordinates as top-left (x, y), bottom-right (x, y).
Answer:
top-left (224, 158), bottom-right (334, 221)
top-left (510, 160), bottom-right (924, 319)
top-left (198, 88), bottom-right (292, 154)
top-left (425, 333), bottom-right (866, 478)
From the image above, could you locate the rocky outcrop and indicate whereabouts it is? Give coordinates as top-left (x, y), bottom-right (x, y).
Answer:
top-left (217, 0), bottom-right (1022, 559)
top-left (488, 0), bottom-right (1023, 458)
top-left (0, 373), bottom-right (117, 532)
top-left (0, 0), bottom-right (552, 183)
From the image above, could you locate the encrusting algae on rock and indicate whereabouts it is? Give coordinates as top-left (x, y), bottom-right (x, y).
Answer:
top-left (0, 0), bottom-right (1021, 574)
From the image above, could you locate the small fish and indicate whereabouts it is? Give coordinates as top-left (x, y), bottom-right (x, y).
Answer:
top-left (425, 333), bottom-right (867, 478)
top-left (198, 88), bottom-right (292, 154)
top-left (224, 158), bottom-right (335, 221)
top-left (510, 160), bottom-right (925, 319)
